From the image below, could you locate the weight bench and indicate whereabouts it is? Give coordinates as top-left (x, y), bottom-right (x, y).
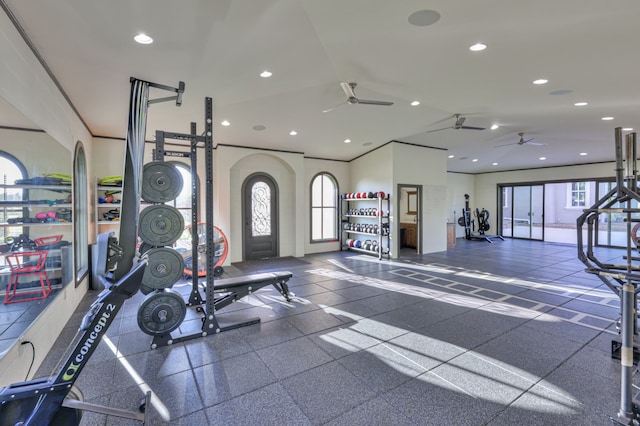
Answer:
top-left (207, 271), bottom-right (293, 312)
top-left (150, 271), bottom-right (294, 348)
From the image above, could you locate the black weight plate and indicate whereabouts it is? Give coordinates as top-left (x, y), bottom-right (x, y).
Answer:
top-left (138, 205), bottom-right (185, 246)
top-left (137, 290), bottom-right (186, 336)
top-left (213, 266), bottom-right (224, 277)
top-left (138, 241), bottom-right (155, 255)
top-left (141, 162), bottom-right (184, 203)
top-left (142, 247), bottom-right (184, 289)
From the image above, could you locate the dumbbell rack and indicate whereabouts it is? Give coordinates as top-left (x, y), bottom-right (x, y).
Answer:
top-left (340, 193), bottom-right (391, 260)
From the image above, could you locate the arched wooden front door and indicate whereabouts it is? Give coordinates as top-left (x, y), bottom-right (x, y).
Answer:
top-left (242, 173), bottom-right (278, 260)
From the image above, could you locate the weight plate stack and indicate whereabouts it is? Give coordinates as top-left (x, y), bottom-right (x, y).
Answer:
top-left (138, 205), bottom-right (185, 246)
top-left (137, 290), bottom-right (187, 336)
top-left (141, 162), bottom-right (184, 203)
top-left (142, 247), bottom-right (184, 290)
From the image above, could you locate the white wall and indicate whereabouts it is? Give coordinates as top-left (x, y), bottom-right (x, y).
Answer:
top-left (392, 143), bottom-right (448, 255)
top-left (0, 8), bottom-right (92, 385)
top-left (304, 158), bottom-right (350, 254)
top-left (217, 146), bottom-right (305, 262)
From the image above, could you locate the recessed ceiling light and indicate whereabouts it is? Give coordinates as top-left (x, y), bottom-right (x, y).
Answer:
top-left (344, 139), bottom-right (351, 144)
top-left (492, 162), bottom-right (498, 166)
top-left (469, 43), bottom-right (487, 52)
top-left (221, 120), bottom-right (230, 126)
top-left (601, 116), bottom-right (614, 121)
top-left (260, 70), bottom-right (272, 78)
top-left (574, 102), bottom-right (588, 106)
top-left (539, 157), bottom-right (546, 160)
top-left (623, 127), bottom-right (634, 131)
top-left (407, 10), bottom-right (441, 26)
top-left (533, 79), bottom-right (548, 85)
top-left (580, 152), bottom-right (588, 156)
top-left (410, 101), bottom-right (420, 106)
top-left (253, 125), bottom-right (266, 131)
top-left (134, 33), bottom-right (153, 44)
top-left (289, 130), bottom-right (297, 136)
top-left (490, 124), bottom-right (499, 130)
top-left (472, 158), bottom-right (478, 162)
top-left (448, 154), bottom-right (454, 159)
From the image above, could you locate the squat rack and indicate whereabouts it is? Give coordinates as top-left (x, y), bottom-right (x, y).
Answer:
top-left (147, 99), bottom-right (292, 349)
top-left (148, 97), bottom-right (225, 347)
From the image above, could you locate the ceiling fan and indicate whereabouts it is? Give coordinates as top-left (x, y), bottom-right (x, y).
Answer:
top-left (495, 133), bottom-right (547, 147)
top-left (323, 82), bottom-right (394, 113)
top-left (425, 114), bottom-right (485, 133)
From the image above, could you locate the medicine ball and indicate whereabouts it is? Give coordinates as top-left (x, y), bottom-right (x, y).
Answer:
top-left (368, 192), bottom-right (375, 198)
top-left (378, 191), bottom-right (385, 199)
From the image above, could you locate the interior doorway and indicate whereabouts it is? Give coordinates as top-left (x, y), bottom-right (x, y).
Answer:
top-left (397, 184), bottom-right (422, 256)
top-left (242, 173), bottom-right (278, 260)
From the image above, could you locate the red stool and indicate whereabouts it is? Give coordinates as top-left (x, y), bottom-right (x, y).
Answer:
top-left (4, 251), bottom-right (52, 304)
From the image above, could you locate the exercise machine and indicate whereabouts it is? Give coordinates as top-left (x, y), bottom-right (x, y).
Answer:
top-left (0, 77), bottom-right (183, 425)
top-left (457, 194), bottom-right (503, 243)
top-left (138, 110), bottom-right (293, 348)
top-left (576, 128), bottom-right (640, 424)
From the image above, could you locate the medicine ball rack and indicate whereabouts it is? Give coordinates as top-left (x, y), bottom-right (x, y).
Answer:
top-left (339, 192), bottom-right (391, 260)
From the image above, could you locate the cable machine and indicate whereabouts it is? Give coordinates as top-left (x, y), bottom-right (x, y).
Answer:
top-left (458, 194), bottom-right (504, 243)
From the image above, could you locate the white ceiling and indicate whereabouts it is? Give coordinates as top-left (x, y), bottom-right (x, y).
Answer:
top-left (2, 0), bottom-right (639, 173)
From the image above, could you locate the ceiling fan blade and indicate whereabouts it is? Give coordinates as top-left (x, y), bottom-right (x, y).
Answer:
top-left (459, 125), bottom-right (486, 131)
top-left (427, 114), bottom-right (456, 127)
top-left (426, 126), bottom-right (453, 134)
top-left (525, 141), bottom-right (547, 146)
top-left (494, 142), bottom-right (518, 147)
top-left (357, 99), bottom-right (394, 106)
top-left (322, 101), bottom-right (347, 113)
top-left (340, 82), bottom-right (356, 98)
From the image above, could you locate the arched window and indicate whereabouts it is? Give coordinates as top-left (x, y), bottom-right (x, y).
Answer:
top-left (73, 142), bottom-right (88, 285)
top-left (170, 163), bottom-right (197, 227)
top-left (0, 151), bottom-right (27, 252)
top-left (310, 172), bottom-right (338, 242)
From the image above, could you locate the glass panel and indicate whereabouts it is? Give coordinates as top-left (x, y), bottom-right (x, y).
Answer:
top-left (0, 155), bottom-right (24, 245)
top-left (322, 208), bottom-right (336, 239)
top-left (311, 208), bottom-right (322, 239)
top-left (531, 185), bottom-right (544, 240)
top-left (74, 144), bottom-right (88, 283)
top-left (501, 186), bottom-right (512, 237)
top-left (311, 177), bottom-right (322, 206)
top-left (596, 181), bottom-right (630, 247)
top-left (251, 181), bottom-right (271, 236)
top-left (322, 175), bottom-right (335, 207)
top-left (513, 186), bottom-right (531, 238)
top-left (172, 165), bottom-right (191, 227)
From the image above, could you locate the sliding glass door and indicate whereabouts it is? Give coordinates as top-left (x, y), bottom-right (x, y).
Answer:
top-left (500, 184), bottom-right (544, 240)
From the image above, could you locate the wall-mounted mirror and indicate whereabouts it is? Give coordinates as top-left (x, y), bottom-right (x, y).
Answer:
top-left (0, 104), bottom-right (74, 357)
top-left (407, 191), bottom-right (417, 215)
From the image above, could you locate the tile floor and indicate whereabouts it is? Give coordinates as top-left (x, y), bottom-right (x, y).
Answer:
top-left (34, 239), bottom-right (633, 425)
